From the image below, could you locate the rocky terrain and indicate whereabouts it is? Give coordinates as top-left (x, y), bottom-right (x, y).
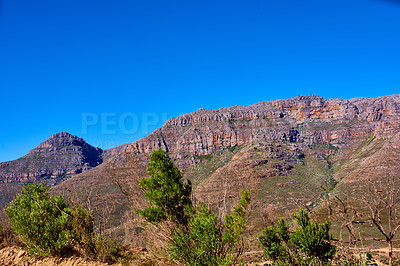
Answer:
top-left (0, 246), bottom-right (107, 266)
top-left (2, 94), bottom-right (400, 239)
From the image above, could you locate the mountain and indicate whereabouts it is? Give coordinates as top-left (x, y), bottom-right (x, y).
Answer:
top-left (48, 94), bottom-right (400, 236)
top-left (2, 95), bottom-right (399, 239)
top-left (0, 132), bottom-right (103, 188)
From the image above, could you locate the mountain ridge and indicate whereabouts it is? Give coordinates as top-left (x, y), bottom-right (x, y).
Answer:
top-left (2, 94), bottom-right (399, 185)
top-left (104, 94), bottom-right (400, 160)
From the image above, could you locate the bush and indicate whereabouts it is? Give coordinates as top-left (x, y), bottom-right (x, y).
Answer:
top-left (70, 205), bottom-right (95, 256)
top-left (259, 219), bottom-right (292, 264)
top-left (259, 209), bottom-right (336, 265)
top-left (5, 183), bottom-right (72, 256)
top-left (5, 183), bottom-right (95, 257)
top-left (169, 191), bottom-right (250, 265)
top-left (291, 209), bottom-right (335, 263)
top-left (169, 204), bottom-right (223, 265)
top-left (94, 236), bottom-right (132, 264)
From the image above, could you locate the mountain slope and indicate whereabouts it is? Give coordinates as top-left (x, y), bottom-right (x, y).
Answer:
top-left (49, 94), bottom-right (400, 238)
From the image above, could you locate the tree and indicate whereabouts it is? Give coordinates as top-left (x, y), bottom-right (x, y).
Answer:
top-left (223, 190), bottom-right (251, 257)
top-left (137, 149), bottom-right (251, 265)
top-left (137, 149), bottom-right (192, 228)
top-left (290, 209), bottom-right (336, 264)
top-left (168, 203), bottom-right (224, 265)
top-left (259, 209), bottom-right (336, 265)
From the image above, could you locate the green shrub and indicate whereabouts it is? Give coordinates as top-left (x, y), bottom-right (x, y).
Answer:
top-left (259, 219), bottom-right (292, 264)
top-left (169, 204), bottom-right (223, 265)
top-left (259, 209), bottom-right (336, 265)
top-left (5, 183), bottom-right (72, 256)
top-left (5, 183), bottom-right (96, 258)
top-left (223, 190), bottom-right (251, 246)
top-left (291, 209), bottom-right (335, 263)
top-left (169, 191), bottom-right (250, 266)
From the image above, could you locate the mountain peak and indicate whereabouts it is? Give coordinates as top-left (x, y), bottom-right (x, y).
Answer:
top-left (37, 132), bottom-right (86, 149)
top-left (49, 132), bottom-right (75, 138)
top-left (0, 132), bottom-right (103, 187)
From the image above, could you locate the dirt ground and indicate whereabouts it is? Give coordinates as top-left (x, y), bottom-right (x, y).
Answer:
top-left (0, 246), bottom-right (112, 266)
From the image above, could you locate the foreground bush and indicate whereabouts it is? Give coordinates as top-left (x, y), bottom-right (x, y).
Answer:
top-left (259, 209), bottom-right (336, 265)
top-left (5, 183), bottom-right (94, 257)
top-left (94, 236), bottom-right (133, 264)
top-left (70, 205), bottom-right (95, 256)
top-left (169, 191), bottom-right (250, 265)
top-left (6, 183), bottom-right (72, 256)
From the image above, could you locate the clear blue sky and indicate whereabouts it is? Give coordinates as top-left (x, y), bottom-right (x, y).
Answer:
top-left (1, 0), bottom-right (399, 162)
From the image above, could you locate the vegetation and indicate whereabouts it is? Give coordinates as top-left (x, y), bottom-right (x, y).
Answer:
top-left (3, 149), bottom-right (399, 265)
top-left (138, 149), bottom-right (251, 265)
top-left (169, 191), bottom-right (250, 265)
top-left (137, 149), bottom-right (193, 227)
top-left (70, 205), bottom-right (95, 256)
top-left (259, 208), bottom-right (336, 265)
top-left (4, 183), bottom-right (130, 263)
top-left (5, 183), bottom-right (74, 256)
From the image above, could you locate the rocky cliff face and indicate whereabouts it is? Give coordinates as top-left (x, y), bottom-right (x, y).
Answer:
top-left (107, 94), bottom-right (400, 160)
top-left (0, 132), bottom-right (103, 184)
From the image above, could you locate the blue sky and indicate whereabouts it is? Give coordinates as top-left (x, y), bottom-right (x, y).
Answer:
top-left (0, 0), bottom-right (399, 162)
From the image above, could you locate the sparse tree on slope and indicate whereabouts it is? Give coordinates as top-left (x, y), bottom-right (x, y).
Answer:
top-left (137, 149), bottom-right (192, 228)
top-left (325, 177), bottom-right (400, 266)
